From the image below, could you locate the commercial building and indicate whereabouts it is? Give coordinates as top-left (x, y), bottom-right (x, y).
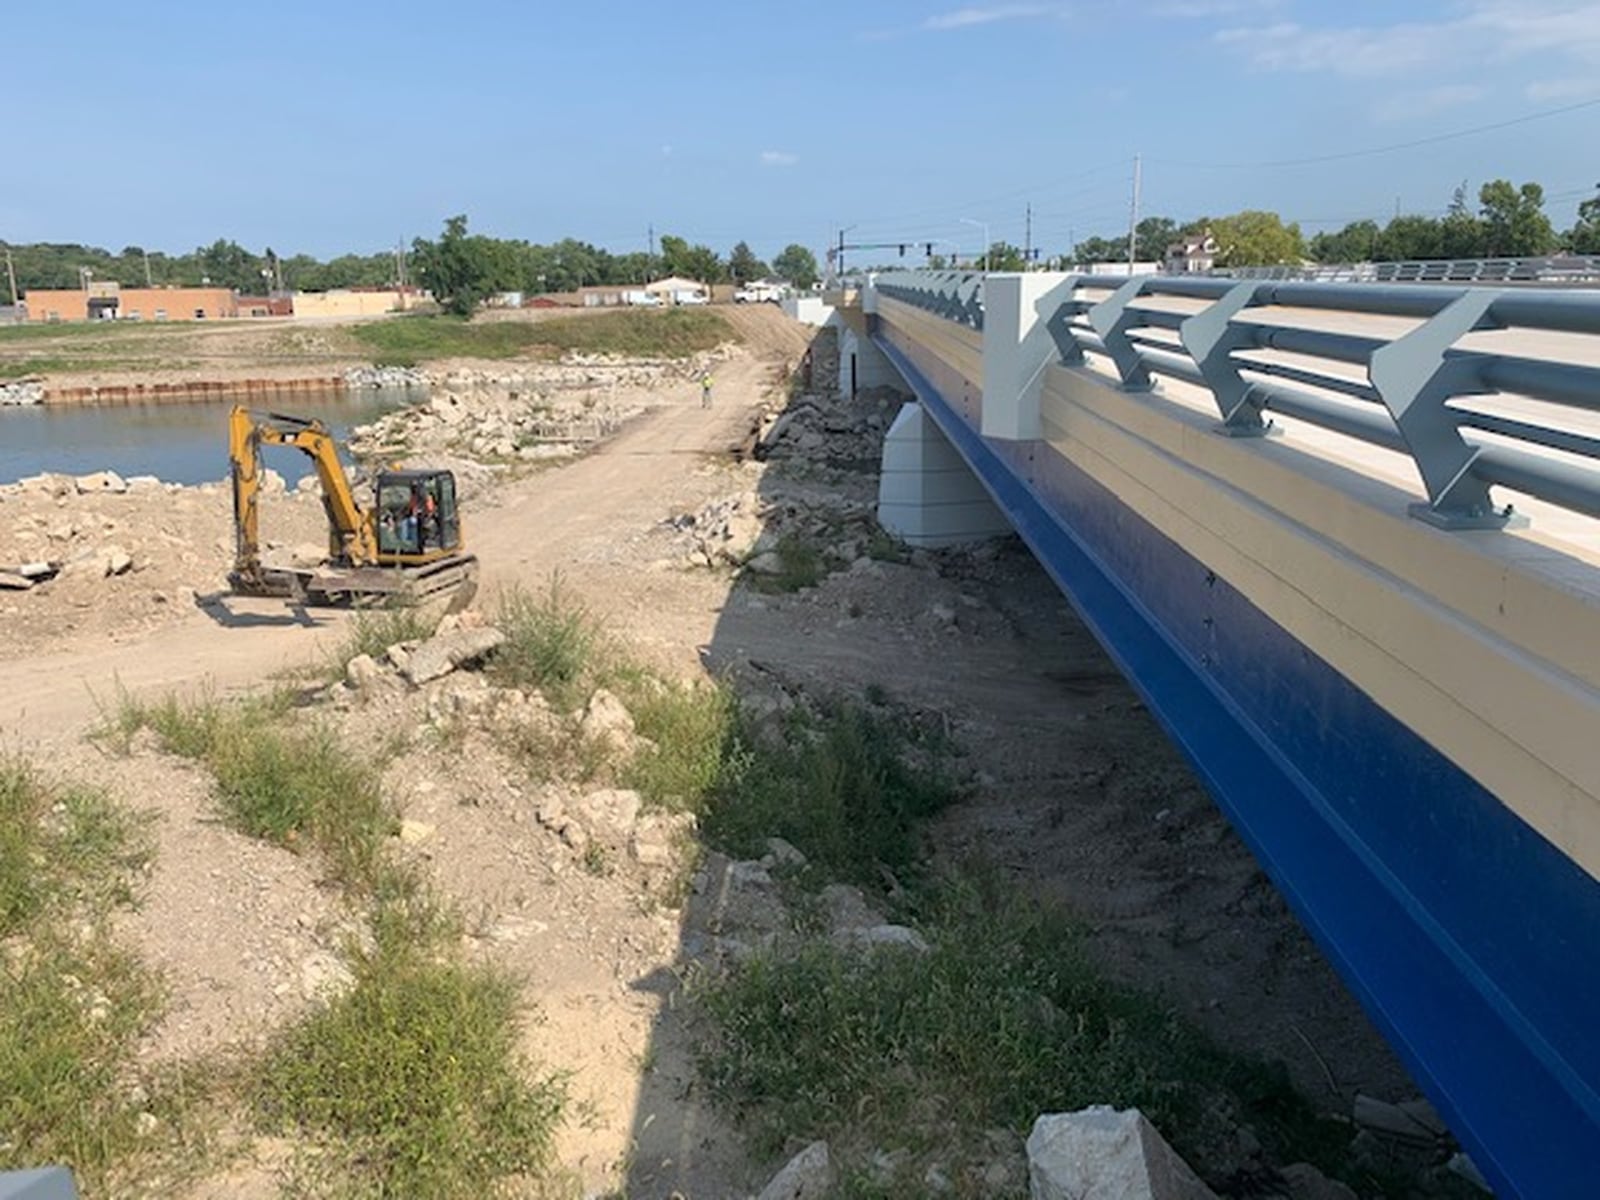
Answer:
top-left (22, 284), bottom-right (236, 322)
top-left (289, 288), bottom-right (417, 319)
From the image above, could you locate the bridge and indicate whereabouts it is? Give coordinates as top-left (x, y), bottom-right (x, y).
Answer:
top-left (831, 270), bottom-right (1600, 1199)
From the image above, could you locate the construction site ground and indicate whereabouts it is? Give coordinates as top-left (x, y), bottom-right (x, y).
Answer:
top-left (0, 304), bottom-right (1419, 1198)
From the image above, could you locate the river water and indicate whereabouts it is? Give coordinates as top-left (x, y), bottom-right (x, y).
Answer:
top-left (0, 389), bottom-right (412, 487)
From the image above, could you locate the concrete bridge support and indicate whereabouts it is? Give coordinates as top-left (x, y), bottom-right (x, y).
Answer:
top-left (877, 401), bottom-right (1010, 547)
top-left (838, 325), bottom-right (901, 397)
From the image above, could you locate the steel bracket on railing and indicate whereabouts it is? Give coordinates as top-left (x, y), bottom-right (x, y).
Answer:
top-left (1087, 278), bottom-right (1155, 391)
top-left (1180, 281), bottom-right (1280, 437)
top-left (1368, 290), bottom-right (1527, 529)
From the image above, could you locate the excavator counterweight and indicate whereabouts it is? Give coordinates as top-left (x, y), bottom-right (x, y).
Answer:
top-left (227, 406), bottom-right (479, 611)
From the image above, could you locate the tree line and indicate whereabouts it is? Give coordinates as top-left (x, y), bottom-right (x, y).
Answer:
top-left (1, 223), bottom-right (822, 309)
top-left (1058, 179), bottom-right (1600, 269)
top-left (408, 217), bottom-right (820, 315)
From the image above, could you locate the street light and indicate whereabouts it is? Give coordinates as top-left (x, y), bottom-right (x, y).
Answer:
top-left (959, 218), bottom-right (990, 272)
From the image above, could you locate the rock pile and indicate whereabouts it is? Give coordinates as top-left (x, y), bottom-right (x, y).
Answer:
top-left (0, 380), bottom-right (44, 406)
top-left (348, 346), bottom-right (735, 467)
top-left (344, 365), bottom-right (426, 391)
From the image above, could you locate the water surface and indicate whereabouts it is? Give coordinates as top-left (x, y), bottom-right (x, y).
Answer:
top-left (0, 388), bottom-right (412, 486)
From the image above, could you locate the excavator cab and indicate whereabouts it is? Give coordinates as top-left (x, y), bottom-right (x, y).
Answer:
top-left (375, 470), bottom-right (462, 560)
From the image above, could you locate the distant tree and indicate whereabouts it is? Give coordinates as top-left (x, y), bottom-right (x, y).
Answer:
top-left (410, 215), bottom-right (505, 316)
top-left (727, 241), bottom-right (769, 284)
top-left (1210, 210), bottom-right (1304, 267)
top-left (194, 239), bottom-right (263, 292)
top-left (984, 242), bottom-right (1028, 272)
top-left (1569, 189), bottom-right (1600, 254)
top-left (772, 244), bottom-right (819, 289)
top-left (1479, 179), bottom-right (1556, 256)
top-left (678, 244), bottom-right (724, 286)
top-left (1134, 216), bottom-right (1178, 264)
top-left (608, 251), bottom-right (655, 285)
top-left (658, 235), bottom-right (692, 279)
top-left (1074, 235), bottom-right (1125, 264)
top-left (1376, 214), bottom-right (1444, 261)
top-left (1436, 182), bottom-right (1487, 258)
top-left (1309, 219), bottom-right (1381, 263)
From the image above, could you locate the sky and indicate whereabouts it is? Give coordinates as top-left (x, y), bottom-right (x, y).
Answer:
top-left (5, 0), bottom-right (1600, 264)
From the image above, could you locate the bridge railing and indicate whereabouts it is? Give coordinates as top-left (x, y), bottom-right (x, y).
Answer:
top-left (1221, 256), bottom-right (1600, 285)
top-left (870, 270), bottom-right (1600, 530)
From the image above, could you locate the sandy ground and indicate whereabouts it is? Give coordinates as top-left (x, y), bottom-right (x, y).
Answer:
top-left (1, 305), bottom-right (1423, 1198)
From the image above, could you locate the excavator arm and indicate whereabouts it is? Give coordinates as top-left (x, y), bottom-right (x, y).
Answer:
top-left (229, 406), bottom-right (377, 588)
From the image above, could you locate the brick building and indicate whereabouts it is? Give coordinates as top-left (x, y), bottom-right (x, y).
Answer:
top-left (23, 284), bottom-right (237, 322)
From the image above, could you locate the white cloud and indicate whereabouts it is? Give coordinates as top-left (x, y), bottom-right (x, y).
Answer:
top-left (1525, 76), bottom-right (1600, 102)
top-left (1370, 83), bottom-right (1485, 123)
top-left (1214, 2), bottom-right (1600, 77)
top-left (760, 150), bottom-right (798, 167)
top-left (923, 4), bottom-right (1057, 30)
top-left (1153, 0), bottom-right (1279, 17)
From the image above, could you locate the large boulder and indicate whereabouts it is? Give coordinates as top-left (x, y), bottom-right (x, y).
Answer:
top-left (580, 687), bottom-right (637, 758)
top-left (75, 470), bottom-right (127, 495)
top-left (1027, 1107), bottom-right (1216, 1200)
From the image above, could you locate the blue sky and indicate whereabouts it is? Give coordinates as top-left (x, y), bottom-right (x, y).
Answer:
top-left (5, 1), bottom-right (1599, 263)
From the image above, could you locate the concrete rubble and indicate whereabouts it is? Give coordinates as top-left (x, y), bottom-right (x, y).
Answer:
top-left (401, 627), bottom-right (506, 685)
top-left (755, 1140), bottom-right (836, 1200)
top-left (1026, 1107), bottom-right (1218, 1200)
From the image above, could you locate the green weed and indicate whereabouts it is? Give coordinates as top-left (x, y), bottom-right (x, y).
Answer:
top-left (490, 576), bottom-right (603, 712)
top-left (696, 874), bottom-right (1355, 1187)
top-left (0, 759), bottom-right (163, 1191)
top-left (700, 701), bottom-right (960, 889)
top-left (256, 947), bottom-right (566, 1197)
top-left (114, 694), bottom-right (394, 892)
top-left (619, 675), bottom-right (736, 810)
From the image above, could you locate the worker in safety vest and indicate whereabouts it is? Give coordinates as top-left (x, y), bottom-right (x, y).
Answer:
top-left (700, 372), bottom-right (713, 407)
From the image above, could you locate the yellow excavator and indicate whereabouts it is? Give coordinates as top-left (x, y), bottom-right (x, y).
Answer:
top-left (228, 405), bottom-right (479, 610)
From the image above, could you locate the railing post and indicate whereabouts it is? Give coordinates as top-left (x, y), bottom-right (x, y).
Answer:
top-left (981, 273), bottom-right (1078, 440)
top-left (1368, 289), bottom-right (1526, 529)
top-left (1087, 277), bottom-right (1154, 390)
top-left (1180, 281), bottom-right (1280, 437)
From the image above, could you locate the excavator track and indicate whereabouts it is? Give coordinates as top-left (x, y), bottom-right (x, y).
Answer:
top-left (232, 554), bottom-right (480, 614)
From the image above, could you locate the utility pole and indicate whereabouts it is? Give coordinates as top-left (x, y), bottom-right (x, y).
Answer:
top-left (3, 245), bottom-right (18, 306)
top-left (1024, 203), bottom-right (1033, 271)
top-left (647, 223), bottom-right (656, 262)
top-left (143, 248), bottom-right (153, 288)
top-left (1127, 153), bottom-right (1142, 273)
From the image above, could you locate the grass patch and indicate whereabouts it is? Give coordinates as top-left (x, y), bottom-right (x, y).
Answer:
top-left (700, 701), bottom-right (959, 889)
top-left (620, 675), bottom-right (737, 810)
top-left (350, 307), bottom-right (734, 367)
top-left (113, 693), bottom-right (394, 892)
top-left (0, 759), bottom-right (163, 1191)
top-left (0, 355), bottom-right (133, 378)
top-left (697, 874), bottom-right (1358, 1190)
top-left (489, 576), bottom-right (603, 712)
top-left (256, 918), bottom-right (565, 1197)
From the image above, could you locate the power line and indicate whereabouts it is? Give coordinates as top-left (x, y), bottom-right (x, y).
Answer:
top-left (1150, 96), bottom-right (1600, 171)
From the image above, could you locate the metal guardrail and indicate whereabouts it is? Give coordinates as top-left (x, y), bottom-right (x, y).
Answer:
top-left (1221, 256), bottom-right (1600, 285)
top-left (871, 270), bottom-right (1600, 530)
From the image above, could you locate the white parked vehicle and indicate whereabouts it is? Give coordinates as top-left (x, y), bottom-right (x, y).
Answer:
top-left (735, 282), bottom-right (785, 304)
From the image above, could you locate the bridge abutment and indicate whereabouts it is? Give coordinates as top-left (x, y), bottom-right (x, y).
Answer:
top-left (876, 401), bottom-right (1010, 547)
